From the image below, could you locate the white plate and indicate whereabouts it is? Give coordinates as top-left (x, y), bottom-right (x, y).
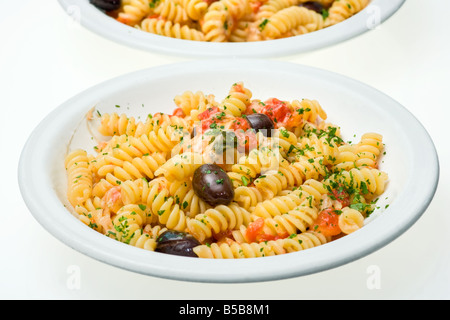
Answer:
top-left (18, 59), bottom-right (439, 283)
top-left (57, 0), bottom-right (405, 58)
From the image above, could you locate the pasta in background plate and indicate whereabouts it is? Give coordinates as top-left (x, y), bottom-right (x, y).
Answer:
top-left (91, 0), bottom-right (370, 42)
top-left (65, 82), bottom-right (389, 259)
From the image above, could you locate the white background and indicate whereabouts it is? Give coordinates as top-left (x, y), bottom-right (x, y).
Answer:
top-left (1, 0), bottom-right (449, 299)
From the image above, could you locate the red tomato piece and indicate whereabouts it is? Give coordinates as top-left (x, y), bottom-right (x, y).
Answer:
top-left (312, 208), bottom-right (342, 237)
top-left (172, 107), bottom-right (185, 118)
top-left (331, 188), bottom-right (351, 208)
top-left (245, 218), bottom-right (290, 242)
top-left (197, 106), bottom-right (220, 132)
top-left (244, 100), bottom-right (263, 115)
top-left (231, 117), bottom-right (251, 132)
top-left (198, 106), bottom-right (220, 121)
top-left (259, 98), bottom-right (293, 127)
top-left (245, 218), bottom-right (265, 243)
top-left (256, 232), bottom-right (289, 242)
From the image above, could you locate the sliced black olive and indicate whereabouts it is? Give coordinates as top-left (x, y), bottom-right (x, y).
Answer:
top-left (90, 0), bottom-right (122, 11)
top-left (299, 1), bottom-right (325, 14)
top-left (155, 230), bottom-right (200, 257)
top-left (193, 164), bottom-right (234, 207)
top-left (245, 113), bottom-right (274, 137)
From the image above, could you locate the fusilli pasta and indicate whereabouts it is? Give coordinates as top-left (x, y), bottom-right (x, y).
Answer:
top-left (64, 82), bottom-right (389, 259)
top-left (91, 0), bottom-right (371, 42)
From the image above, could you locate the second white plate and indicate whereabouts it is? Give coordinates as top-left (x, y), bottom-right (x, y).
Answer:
top-left (57, 0), bottom-right (406, 58)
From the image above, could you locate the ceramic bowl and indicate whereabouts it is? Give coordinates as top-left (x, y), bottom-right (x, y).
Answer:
top-left (18, 59), bottom-right (439, 282)
top-left (57, 0), bottom-right (406, 58)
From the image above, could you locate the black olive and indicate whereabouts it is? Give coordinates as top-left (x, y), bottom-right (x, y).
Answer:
top-left (90, 0), bottom-right (122, 11)
top-left (155, 230), bottom-right (200, 257)
top-left (193, 164), bottom-right (234, 207)
top-left (298, 1), bottom-right (325, 14)
top-left (245, 113), bottom-right (274, 137)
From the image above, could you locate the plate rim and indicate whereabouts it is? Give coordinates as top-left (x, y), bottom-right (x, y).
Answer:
top-left (18, 59), bottom-right (439, 283)
top-left (57, 0), bottom-right (406, 58)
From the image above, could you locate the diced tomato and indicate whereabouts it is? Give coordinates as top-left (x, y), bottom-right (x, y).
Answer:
top-left (231, 117), bottom-right (250, 132)
top-left (331, 187), bottom-right (351, 208)
top-left (203, 0), bottom-right (218, 5)
top-left (232, 83), bottom-right (245, 94)
top-left (253, 98), bottom-right (305, 128)
top-left (197, 106), bottom-right (220, 132)
top-left (198, 106), bottom-right (220, 121)
top-left (259, 98), bottom-right (292, 127)
top-left (147, 14), bottom-right (163, 20)
top-left (250, 0), bottom-right (263, 13)
top-left (312, 208), bottom-right (341, 237)
top-left (96, 141), bottom-right (108, 152)
top-left (102, 186), bottom-right (123, 214)
top-left (116, 17), bottom-right (130, 25)
top-left (284, 111), bottom-right (304, 128)
top-left (256, 232), bottom-right (289, 242)
top-left (245, 218), bottom-right (289, 242)
top-left (244, 100), bottom-right (264, 115)
top-left (172, 107), bottom-right (185, 118)
top-left (245, 218), bottom-right (265, 243)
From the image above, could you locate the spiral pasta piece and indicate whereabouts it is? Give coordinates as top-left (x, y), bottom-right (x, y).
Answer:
top-left (253, 188), bottom-right (313, 218)
top-left (97, 112), bottom-right (190, 138)
top-left (281, 155), bottom-right (328, 188)
top-left (98, 113), bottom-right (138, 137)
top-left (201, 6), bottom-right (228, 42)
top-left (296, 132), bottom-right (342, 165)
top-left (174, 90), bottom-right (210, 118)
top-left (193, 231), bottom-right (329, 258)
top-left (229, 20), bottom-right (251, 42)
top-left (117, 0), bottom-right (152, 26)
top-left (168, 179), bottom-right (212, 217)
top-left (262, 199), bottom-right (319, 237)
top-left (110, 204), bottom-right (148, 244)
top-left (122, 177), bottom-right (188, 231)
top-left (187, 203), bottom-right (251, 242)
top-left (139, 18), bottom-right (206, 41)
top-left (228, 146), bottom-right (282, 187)
top-left (260, 6), bottom-right (324, 39)
top-left (325, 0), bottom-right (370, 27)
top-left (154, 0), bottom-right (190, 24)
top-left (269, 127), bottom-right (298, 159)
top-left (291, 99), bottom-right (327, 124)
top-left (154, 152), bottom-right (204, 181)
top-left (74, 197), bottom-right (103, 232)
top-left (96, 152), bottom-right (167, 183)
top-left (233, 186), bottom-right (263, 210)
top-left (355, 133), bottom-right (384, 168)
top-left (256, 0), bottom-right (300, 22)
top-left (330, 167), bottom-right (388, 199)
top-left (201, 0), bottom-right (251, 42)
top-left (220, 82), bottom-right (253, 117)
top-left (180, 0), bottom-right (208, 20)
top-left (296, 179), bottom-right (330, 205)
top-left (65, 149), bottom-right (93, 207)
top-left (127, 229), bottom-right (158, 250)
top-left (338, 207), bottom-right (365, 234)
